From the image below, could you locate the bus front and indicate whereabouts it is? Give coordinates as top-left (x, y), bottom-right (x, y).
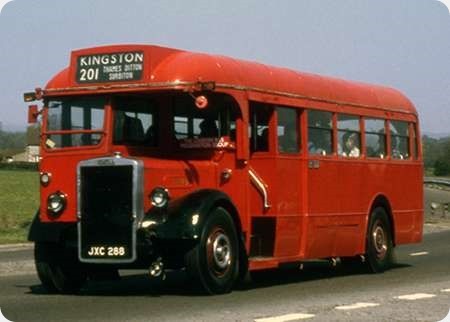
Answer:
top-left (26, 45), bottom-right (246, 295)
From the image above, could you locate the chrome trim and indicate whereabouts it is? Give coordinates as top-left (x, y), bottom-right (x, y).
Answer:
top-left (77, 155), bottom-right (144, 264)
top-left (248, 167), bottom-right (271, 210)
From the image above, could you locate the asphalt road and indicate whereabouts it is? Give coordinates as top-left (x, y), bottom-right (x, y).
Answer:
top-left (0, 187), bottom-right (449, 322)
top-left (0, 228), bottom-right (449, 322)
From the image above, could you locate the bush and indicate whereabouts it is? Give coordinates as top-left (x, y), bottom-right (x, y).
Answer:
top-left (0, 162), bottom-right (38, 171)
top-left (434, 160), bottom-right (450, 176)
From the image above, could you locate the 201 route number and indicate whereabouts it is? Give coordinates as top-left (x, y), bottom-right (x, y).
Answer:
top-left (79, 68), bottom-right (99, 81)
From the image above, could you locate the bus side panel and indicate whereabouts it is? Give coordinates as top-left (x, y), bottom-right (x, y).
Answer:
top-left (333, 160), bottom-right (367, 256)
top-left (387, 163), bottom-right (424, 244)
top-left (305, 159), bottom-right (339, 258)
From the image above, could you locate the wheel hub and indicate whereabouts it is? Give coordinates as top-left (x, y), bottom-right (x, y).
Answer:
top-left (207, 229), bottom-right (232, 277)
top-left (372, 223), bottom-right (387, 260)
top-left (212, 233), bottom-right (231, 269)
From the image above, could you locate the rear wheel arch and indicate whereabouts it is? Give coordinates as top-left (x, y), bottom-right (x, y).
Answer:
top-left (368, 195), bottom-right (395, 246)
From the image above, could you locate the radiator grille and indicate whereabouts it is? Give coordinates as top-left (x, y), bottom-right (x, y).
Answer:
top-left (79, 165), bottom-right (134, 262)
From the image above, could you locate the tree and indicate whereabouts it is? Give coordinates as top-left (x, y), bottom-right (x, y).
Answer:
top-left (433, 139), bottom-right (450, 176)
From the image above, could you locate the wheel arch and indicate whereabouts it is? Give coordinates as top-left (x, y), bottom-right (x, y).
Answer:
top-left (148, 189), bottom-right (243, 241)
top-left (28, 209), bottom-right (75, 243)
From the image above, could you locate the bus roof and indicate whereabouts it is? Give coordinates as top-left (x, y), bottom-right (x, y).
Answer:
top-left (45, 44), bottom-right (417, 115)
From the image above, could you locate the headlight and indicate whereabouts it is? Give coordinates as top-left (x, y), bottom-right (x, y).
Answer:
top-left (47, 191), bottom-right (67, 216)
top-left (150, 187), bottom-right (169, 208)
top-left (40, 172), bottom-right (51, 185)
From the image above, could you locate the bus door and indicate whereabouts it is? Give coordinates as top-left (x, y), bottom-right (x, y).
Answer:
top-left (247, 103), bottom-right (303, 259)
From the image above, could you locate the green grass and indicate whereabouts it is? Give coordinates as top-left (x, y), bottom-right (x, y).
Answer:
top-left (0, 170), bottom-right (39, 243)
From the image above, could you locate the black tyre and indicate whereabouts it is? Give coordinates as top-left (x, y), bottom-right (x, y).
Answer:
top-left (185, 207), bottom-right (239, 294)
top-left (366, 207), bottom-right (394, 273)
top-left (35, 242), bottom-right (87, 294)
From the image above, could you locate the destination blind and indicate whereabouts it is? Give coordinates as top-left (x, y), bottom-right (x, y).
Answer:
top-left (76, 51), bottom-right (144, 83)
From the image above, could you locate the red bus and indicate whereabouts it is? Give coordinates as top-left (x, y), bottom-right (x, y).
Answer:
top-left (25, 44), bottom-right (423, 294)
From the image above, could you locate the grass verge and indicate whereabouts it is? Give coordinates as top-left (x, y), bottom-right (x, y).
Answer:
top-left (0, 170), bottom-right (38, 244)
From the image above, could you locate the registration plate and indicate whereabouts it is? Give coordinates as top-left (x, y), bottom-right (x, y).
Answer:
top-left (85, 246), bottom-right (128, 258)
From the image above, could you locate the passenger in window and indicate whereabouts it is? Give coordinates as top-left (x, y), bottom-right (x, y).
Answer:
top-left (279, 126), bottom-right (299, 153)
top-left (377, 133), bottom-right (386, 159)
top-left (342, 132), bottom-right (360, 157)
top-left (308, 131), bottom-right (329, 155)
top-left (199, 119), bottom-right (219, 137)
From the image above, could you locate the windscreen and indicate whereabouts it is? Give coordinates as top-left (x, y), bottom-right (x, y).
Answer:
top-left (46, 97), bottom-right (105, 148)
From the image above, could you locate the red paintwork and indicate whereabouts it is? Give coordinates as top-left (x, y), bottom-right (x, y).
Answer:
top-left (36, 44), bottom-right (423, 270)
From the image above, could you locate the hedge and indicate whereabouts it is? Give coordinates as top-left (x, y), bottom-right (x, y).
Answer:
top-left (0, 162), bottom-right (38, 171)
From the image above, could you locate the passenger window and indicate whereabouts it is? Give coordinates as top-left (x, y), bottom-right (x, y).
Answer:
top-left (338, 114), bottom-right (361, 158)
top-left (250, 102), bottom-right (272, 153)
top-left (308, 110), bottom-right (332, 155)
top-left (277, 107), bottom-right (299, 154)
top-left (411, 124), bottom-right (418, 159)
top-left (113, 97), bottom-right (157, 146)
top-left (365, 118), bottom-right (386, 158)
top-left (390, 121), bottom-right (410, 160)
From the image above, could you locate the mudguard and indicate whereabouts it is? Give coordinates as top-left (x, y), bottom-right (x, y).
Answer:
top-left (28, 210), bottom-right (74, 242)
top-left (143, 189), bottom-right (241, 240)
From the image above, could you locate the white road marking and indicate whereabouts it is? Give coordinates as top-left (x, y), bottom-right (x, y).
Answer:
top-left (441, 288), bottom-right (450, 293)
top-left (335, 302), bottom-right (380, 310)
top-left (409, 251), bottom-right (429, 256)
top-left (0, 308), bottom-right (14, 322)
top-left (395, 293), bottom-right (436, 300)
top-left (254, 313), bottom-right (315, 322)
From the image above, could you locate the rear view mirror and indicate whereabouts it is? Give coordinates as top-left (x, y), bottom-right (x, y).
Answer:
top-left (28, 105), bottom-right (39, 124)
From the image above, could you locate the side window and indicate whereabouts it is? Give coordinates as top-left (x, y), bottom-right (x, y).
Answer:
top-left (308, 110), bottom-right (332, 155)
top-left (250, 102), bottom-right (272, 153)
top-left (411, 123), bottom-right (418, 159)
top-left (338, 114), bottom-right (361, 158)
top-left (365, 118), bottom-right (386, 158)
top-left (113, 97), bottom-right (157, 146)
top-left (277, 107), bottom-right (299, 154)
top-left (390, 120), bottom-right (410, 160)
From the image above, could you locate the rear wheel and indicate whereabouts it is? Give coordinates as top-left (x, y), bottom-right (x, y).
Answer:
top-left (35, 242), bottom-right (87, 294)
top-left (185, 207), bottom-right (239, 294)
top-left (366, 207), bottom-right (394, 273)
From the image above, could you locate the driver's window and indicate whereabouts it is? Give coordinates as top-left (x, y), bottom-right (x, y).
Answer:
top-left (173, 94), bottom-right (236, 141)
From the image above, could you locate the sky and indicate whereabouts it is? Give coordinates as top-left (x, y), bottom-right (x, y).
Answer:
top-left (0, 0), bottom-right (449, 134)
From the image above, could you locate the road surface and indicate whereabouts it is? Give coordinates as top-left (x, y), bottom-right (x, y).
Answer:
top-left (0, 228), bottom-right (449, 322)
top-left (1, 186), bottom-right (449, 322)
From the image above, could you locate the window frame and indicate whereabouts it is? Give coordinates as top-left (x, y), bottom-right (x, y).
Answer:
top-left (389, 120), bottom-right (411, 160)
top-left (307, 109), bottom-right (334, 156)
top-left (276, 106), bottom-right (301, 155)
top-left (337, 113), bottom-right (362, 158)
top-left (364, 117), bottom-right (387, 159)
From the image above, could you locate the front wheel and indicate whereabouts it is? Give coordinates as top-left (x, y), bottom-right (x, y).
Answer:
top-left (35, 242), bottom-right (87, 294)
top-left (185, 207), bottom-right (239, 294)
top-left (366, 207), bottom-right (394, 273)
